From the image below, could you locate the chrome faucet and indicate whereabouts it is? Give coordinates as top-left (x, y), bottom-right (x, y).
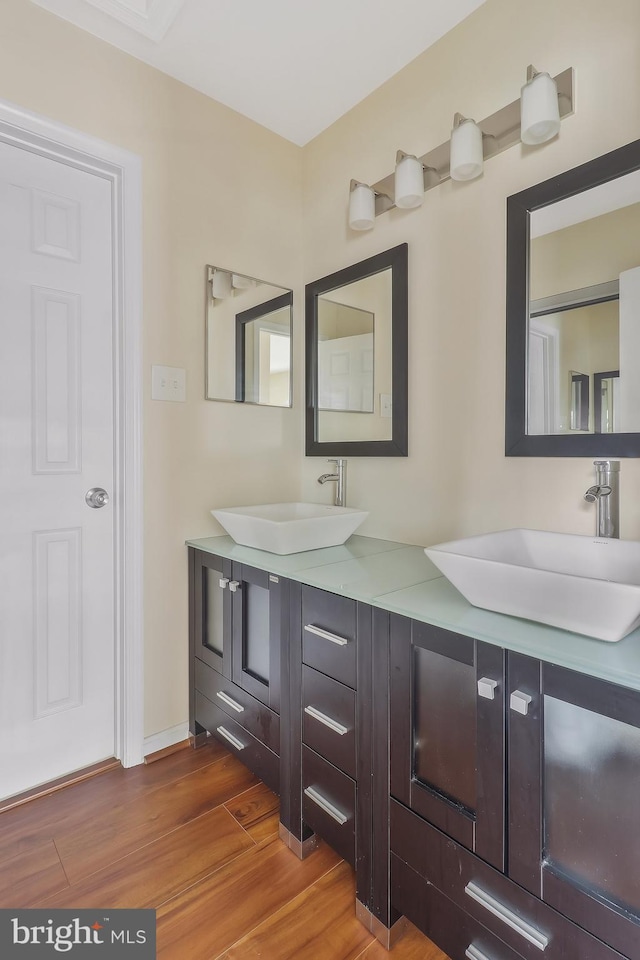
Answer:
top-left (317, 458), bottom-right (347, 507)
top-left (584, 460), bottom-right (620, 538)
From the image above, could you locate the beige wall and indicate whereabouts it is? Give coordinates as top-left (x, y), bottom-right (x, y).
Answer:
top-left (300, 0), bottom-right (640, 546)
top-left (0, 0), bottom-right (303, 738)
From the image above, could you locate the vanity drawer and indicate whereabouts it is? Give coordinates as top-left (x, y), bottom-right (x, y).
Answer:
top-left (391, 800), bottom-right (624, 960)
top-left (302, 585), bottom-right (357, 688)
top-left (302, 745), bottom-right (355, 866)
top-left (195, 657), bottom-right (280, 755)
top-left (195, 692), bottom-right (279, 794)
top-left (302, 665), bottom-right (356, 778)
top-left (392, 855), bottom-right (525, 960)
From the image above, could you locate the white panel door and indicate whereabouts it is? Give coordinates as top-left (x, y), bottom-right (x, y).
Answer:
top-left (619, 266), bottom-right (640, 433)
top-left (0, 140), bottom-right (115, 800)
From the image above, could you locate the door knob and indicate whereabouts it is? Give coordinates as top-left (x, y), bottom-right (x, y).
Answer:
top-left (85, 487), bottom-right (110, 509)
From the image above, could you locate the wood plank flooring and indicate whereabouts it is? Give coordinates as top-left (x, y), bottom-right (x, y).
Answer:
top-left (0, 742), bottom-right (449, 959)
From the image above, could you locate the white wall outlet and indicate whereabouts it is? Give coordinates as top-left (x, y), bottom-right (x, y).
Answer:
top-left (380, 393), bottom-right (392, 418)
top-left (152, 365), bottom-right (186, 402)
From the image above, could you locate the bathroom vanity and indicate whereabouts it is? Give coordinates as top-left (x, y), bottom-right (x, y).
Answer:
top-left (187, 534), bottom-right (640, 960)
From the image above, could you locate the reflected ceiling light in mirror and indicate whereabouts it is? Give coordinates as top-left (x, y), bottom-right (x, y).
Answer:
top-left (347, 67), bottom-right (573, 230)
top-left (232, 273), bottom-right (257, 290)
top-left (211, 268), bottom-right (232, 299)
top-left (449, 114), bottom-right (484, 181)
top-left (394, 152), bottom-right (425, 208)
top-left (520, 66), bottom-right (561, 145)
top-left (348, 180), bottom-right (376, 231)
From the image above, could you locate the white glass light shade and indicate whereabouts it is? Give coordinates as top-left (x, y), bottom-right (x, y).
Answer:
top-left (232, 274), bottom-right (255, 290)
top-left (349, 183), bottom-right (375, 231)
top-left (394, 155), bottom-right (424, 208)
top-left (520, 72), bottom-right (560, 145)
top-left (211, 269), bottom-right (232, 299)
top-left (449, 119), bottom-right (484, 181)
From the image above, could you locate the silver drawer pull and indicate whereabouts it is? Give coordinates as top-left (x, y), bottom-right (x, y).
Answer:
top-left (465, 882), bottom-right (549, 951)
top-left (304, 624), bottom-right (349, 646)
top-left (219, 577), bottom-right (229, 589)
top-left (304, 786), bottom-right (348, 825)
top-left (229, 580), bottom-right (241, 593)
top-left (466, 946), bottom-right (493, 960)
top-left (304, 705), bottom-right (348, 736)
top-left (477, 677), bottom-right (498, 700)
top-left (216, 726), bottom-right (246, 751)
top-left (216, 691), bottom-right (245, 713)
top-left (510, 690), bottom-right (533, 715)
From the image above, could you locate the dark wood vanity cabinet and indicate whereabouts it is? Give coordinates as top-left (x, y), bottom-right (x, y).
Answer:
top-left (187, 545), bottom-right (640, 960)
top-left (385, 615), bottom-right (640, 960)
top-left (188, 547), bottom-right (286, 793)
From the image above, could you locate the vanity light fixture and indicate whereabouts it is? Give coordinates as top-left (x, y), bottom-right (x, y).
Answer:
top-left (449, 114), bottom-right (484, 181)
top-left (394, 152), bottom-right (425, 208)
top-left (348, 66), bottom-right (574, 230)
top-left (520, 66), bottom-right (561, 145)
top-left (211, 268), bottom-right (232, 300)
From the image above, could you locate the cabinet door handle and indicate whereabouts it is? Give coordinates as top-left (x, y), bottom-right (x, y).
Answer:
top-left (219, 577), bottom-right (229, 589)
top-left (216, 726), bottom-right (246, 751)
top-left (216, 691), bottom-right (245, 713)
top-left (466, 946), bottom-right (494, 960)
top-left (304, 624), bottom-right (349, 646)
top-left (477, 678), bottom-right (499, 700)
top-left (510, 690), bottom-right (533, 715)
top-left (228, 580), bottom-right (241, 593)
top-left (303, 786), bottom-right (348, 825)
top-left (304, 705), bottom-right (348, 736)
top-left (464, 882), bottom-right (549, 951)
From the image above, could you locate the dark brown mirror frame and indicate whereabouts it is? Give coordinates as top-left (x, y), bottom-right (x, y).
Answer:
top-left (505, 138), bottom-right (640, 457)
top-left (305, 243), bottom-right (408, 457)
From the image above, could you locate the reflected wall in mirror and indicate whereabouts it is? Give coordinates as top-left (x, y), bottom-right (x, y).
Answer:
top-left (305, 244), bottom-right (408, 457)
top-left (506, 139), bottom-right (640, 456)
top-left (206, 266), bottom-right (293, 407)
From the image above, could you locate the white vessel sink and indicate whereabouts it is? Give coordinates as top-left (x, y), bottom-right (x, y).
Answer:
top-left (212, 502), bottom-right (368, 555)
top-left (425, 529), bottom-right (640, 642)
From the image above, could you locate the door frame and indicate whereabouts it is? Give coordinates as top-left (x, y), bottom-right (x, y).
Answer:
top-left (0, 98), bottom-right (144, 768)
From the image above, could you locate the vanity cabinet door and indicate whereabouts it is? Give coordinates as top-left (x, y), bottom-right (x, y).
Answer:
top-left (192, 549), bottom-right (233, 677)
top-left (230, 563), bottom-right (281, 712)
top-left (508, 655), bottom-right (640, 960)
top-left (390, 614), bottom-right (506, 871)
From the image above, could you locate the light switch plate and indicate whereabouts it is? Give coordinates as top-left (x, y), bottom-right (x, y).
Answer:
top-left (152, 365), bottom-right (186, 402)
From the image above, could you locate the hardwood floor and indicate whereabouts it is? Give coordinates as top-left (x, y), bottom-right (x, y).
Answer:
top-left (0, 742), bottom-right (449, 959)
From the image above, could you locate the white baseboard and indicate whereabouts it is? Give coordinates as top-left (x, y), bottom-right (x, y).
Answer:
top-left (143, 722), bottom-right (190, 757)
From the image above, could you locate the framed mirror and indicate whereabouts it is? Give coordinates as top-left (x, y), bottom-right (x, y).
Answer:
top-left (206, 266), bottom-right (293, 407)
top-left (506, 139), bottom-right (640, 456)
top-left (305, 243), bottom-right (408, 456)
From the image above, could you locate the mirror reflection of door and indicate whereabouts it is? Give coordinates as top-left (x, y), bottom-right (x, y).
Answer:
top-left (235, 292), bottom-right (293, 406)
top-left (527, 175), bottom-right (640, 437)
top-left (317, 299), bottom-right (374, 412)
top-left (594, 370), bottom-right (620, 433)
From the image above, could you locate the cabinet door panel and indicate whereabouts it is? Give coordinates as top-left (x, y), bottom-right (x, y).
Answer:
top-left (193, 551), bottom-right (232, 677)
top-left (390, 618), bottom-right (505, 869)
top-left (509, 658), bottom-right (640, 959)
top-left (232, 564), bottom-right (281, 710)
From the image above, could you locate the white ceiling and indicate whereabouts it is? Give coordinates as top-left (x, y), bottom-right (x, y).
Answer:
top-left (30, 0), bottom-right (487, 145)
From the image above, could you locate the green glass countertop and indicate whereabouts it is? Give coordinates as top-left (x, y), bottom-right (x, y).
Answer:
top-left (186, 534), bottom-right (640, 692)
